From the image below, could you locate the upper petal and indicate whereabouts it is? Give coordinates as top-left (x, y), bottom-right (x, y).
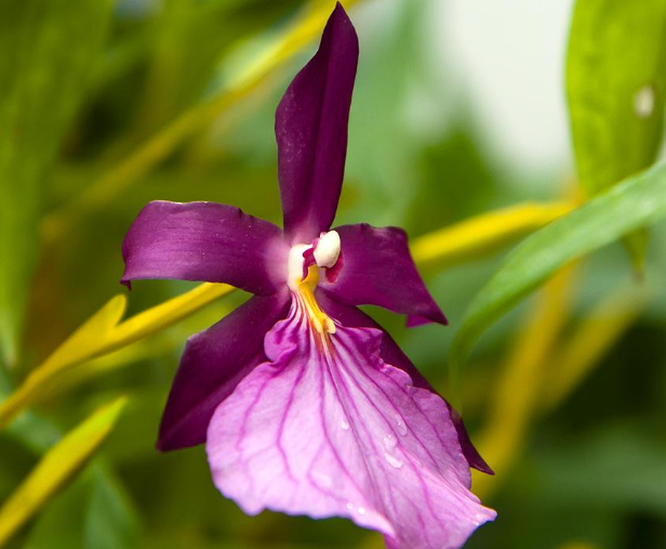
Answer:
top-left (207, 301), bottom-right (495, 548)
top-left (317, 290), bottom-right (492, 474)
top-left (275, 3), bottom-right (359, 242)
top-left (122, 201), bottom-right (288, 295)
top-left (158, 292), bottom-right (290, 451)
top-left (321, 224), bottom-right (447, 325)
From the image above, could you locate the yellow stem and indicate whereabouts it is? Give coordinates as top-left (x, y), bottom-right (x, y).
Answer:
top-left (410, 201), bottom-right (575, 268)
top-left (0, 397), bottom-right (127, 547)
top-left (472, 265), bottom-right (578, 499)
top-left (41, 0), bottom-right (361, 243)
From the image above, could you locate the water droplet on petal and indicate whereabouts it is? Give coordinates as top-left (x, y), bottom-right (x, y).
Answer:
top-left (383, 434), bottom-right (397, 451)
top-left (346, 502), bottom-right (354, 511)
top-left (340, 420), bottom-right (350, 431)
top-left (384, 452), bottom-right (404, 469)
top-left (634, 85), bottom-right (655, 118)
top-left (358, 507), bottom-right (366, 516)
top-left (312, 471), bottom-right (333, 488)
top-left (395, 415), bottom-right (408, 436)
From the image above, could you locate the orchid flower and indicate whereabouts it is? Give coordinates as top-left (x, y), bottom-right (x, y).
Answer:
top-left (120, 4), bottom-right (495, 547)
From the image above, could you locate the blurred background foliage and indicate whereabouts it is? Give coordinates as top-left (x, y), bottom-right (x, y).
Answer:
top-left (1, 0), bottom-right (666, 548)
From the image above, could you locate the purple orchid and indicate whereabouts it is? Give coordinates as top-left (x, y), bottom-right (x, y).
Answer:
top-left (121, 4), bottom-right (495, 548)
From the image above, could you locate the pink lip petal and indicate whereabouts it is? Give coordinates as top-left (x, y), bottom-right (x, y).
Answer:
top-left (316, 289), bottom-right (492, 474)
top-left (206, 302), bottom-right (495, 549)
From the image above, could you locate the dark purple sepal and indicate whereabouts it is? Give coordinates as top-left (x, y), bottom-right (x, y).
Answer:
top-left (157, 292), bottom-right (290, 451)
top-left (317, 290), bottom-right (492, 475)
top-left (121, 201), bottom-right (288, 295)
top-left (275, 2), bottom-right (359, 242)
top-left (447, 405), bottom-right (494, 475)
top-left (322, 224), bottom-right (447, 325)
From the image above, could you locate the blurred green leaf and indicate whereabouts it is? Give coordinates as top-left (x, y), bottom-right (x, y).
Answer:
top-left (26, 464), bottom-right (139, 549)
top-left (0, 397), bottom-right (127, 547)
top-left (449, 158), bottom-right (666, 390)
top-left (407, 123), bottom-right (495, 236)
top-left (0, 0), bottom-right (113, 365)
top-left (567, 0), bottom-right (666, 265)
top-left (533, 425), bottom-right (666, 515)
top-left (134, 0), bottom-right (299, 139)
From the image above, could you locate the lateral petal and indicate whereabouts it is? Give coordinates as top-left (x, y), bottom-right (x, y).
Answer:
top-left (207, 302), bottom-right (495, 548)
top-left (275, 3), bottom-right (359, 242)
top-left (158, 293), bottom-right (290, 451)
top-left (122, 201), bottom-right (288, 295)
top-left (322, 224), bottom-right (447, 325)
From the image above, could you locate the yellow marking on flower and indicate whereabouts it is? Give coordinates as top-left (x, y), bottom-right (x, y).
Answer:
top-left (297, 266), bottom-right (336, 335)
top-left (0, 397), bottom-right (127, 547)
top-left (0, 283), bottom-right (233, 431)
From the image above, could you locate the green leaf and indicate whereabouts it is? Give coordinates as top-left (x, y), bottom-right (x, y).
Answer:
top-left (0, 0), bottom-right (113, 365)
top-left (449, 159), bottom-right (666, 390)
top-left (84, 466), bottom-right (140, 549)
top-left (26, 464), bottom-right (140, 549)
top-left (567, 0), bottom-right (666, 267)
top-left (533, 425), bottom-right (666, 515)
top-left (567, 0), bottom-right (666, 195)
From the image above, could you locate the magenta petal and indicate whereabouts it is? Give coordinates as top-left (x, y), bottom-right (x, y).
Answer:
top-left (158, 293), bottom-right (290, 451)
top-left (316, 289), bottom-right (432, 391)
top-left (275, 3), bottom-right (359, 242)
top-left (121, 201), bottom-right (288, 294)
top-left (207, 303), bottom-right (495, 548)
top-left (322, 224), bottom-right (447, 325)
top-left (317, 289), bottom-right (492, 475)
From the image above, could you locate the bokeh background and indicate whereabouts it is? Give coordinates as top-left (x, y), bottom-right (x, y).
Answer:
top-left (1, 0), bottom-right (666, 548)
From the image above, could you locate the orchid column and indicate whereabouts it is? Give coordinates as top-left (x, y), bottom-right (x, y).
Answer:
top-left (120, 4), bottom-right (495, 548)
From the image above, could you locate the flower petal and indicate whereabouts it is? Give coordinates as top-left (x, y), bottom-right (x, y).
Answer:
top-left (158, 293), bottom-right (290, 451)
top-left (322, 224), bottom-right (447, 325)
top-left (447, 406), bottom-right (494, 476)
top-left (275, 3), bottom-right (358, 242)
top-left (207, 302), bottom-right (495, 548)
top-left (122, 201), bottom-right (288, 295)
top-left (317, 290), bottom-right (492, 474)
top-left (316, 289), bottom-right (432, 390)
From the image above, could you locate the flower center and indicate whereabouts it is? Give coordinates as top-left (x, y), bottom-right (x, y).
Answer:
top-left (287, 231), bottom-right (341, 335)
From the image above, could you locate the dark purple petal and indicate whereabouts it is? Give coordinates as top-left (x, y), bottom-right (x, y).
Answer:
top-left (207, 301), bottom-right (495, 548)
top-left (321, 224), bottom-right (447, 325)
top-left (158, 292), bottom-right (290, 451)
top-left (276, 3), bottom-right (358, 242)
top-left (447, 405), bottom-right (494, 476)
top-left (122, 201), bottom-right (288, 295)
top-left (317, 290), bottom-right (492, 475)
